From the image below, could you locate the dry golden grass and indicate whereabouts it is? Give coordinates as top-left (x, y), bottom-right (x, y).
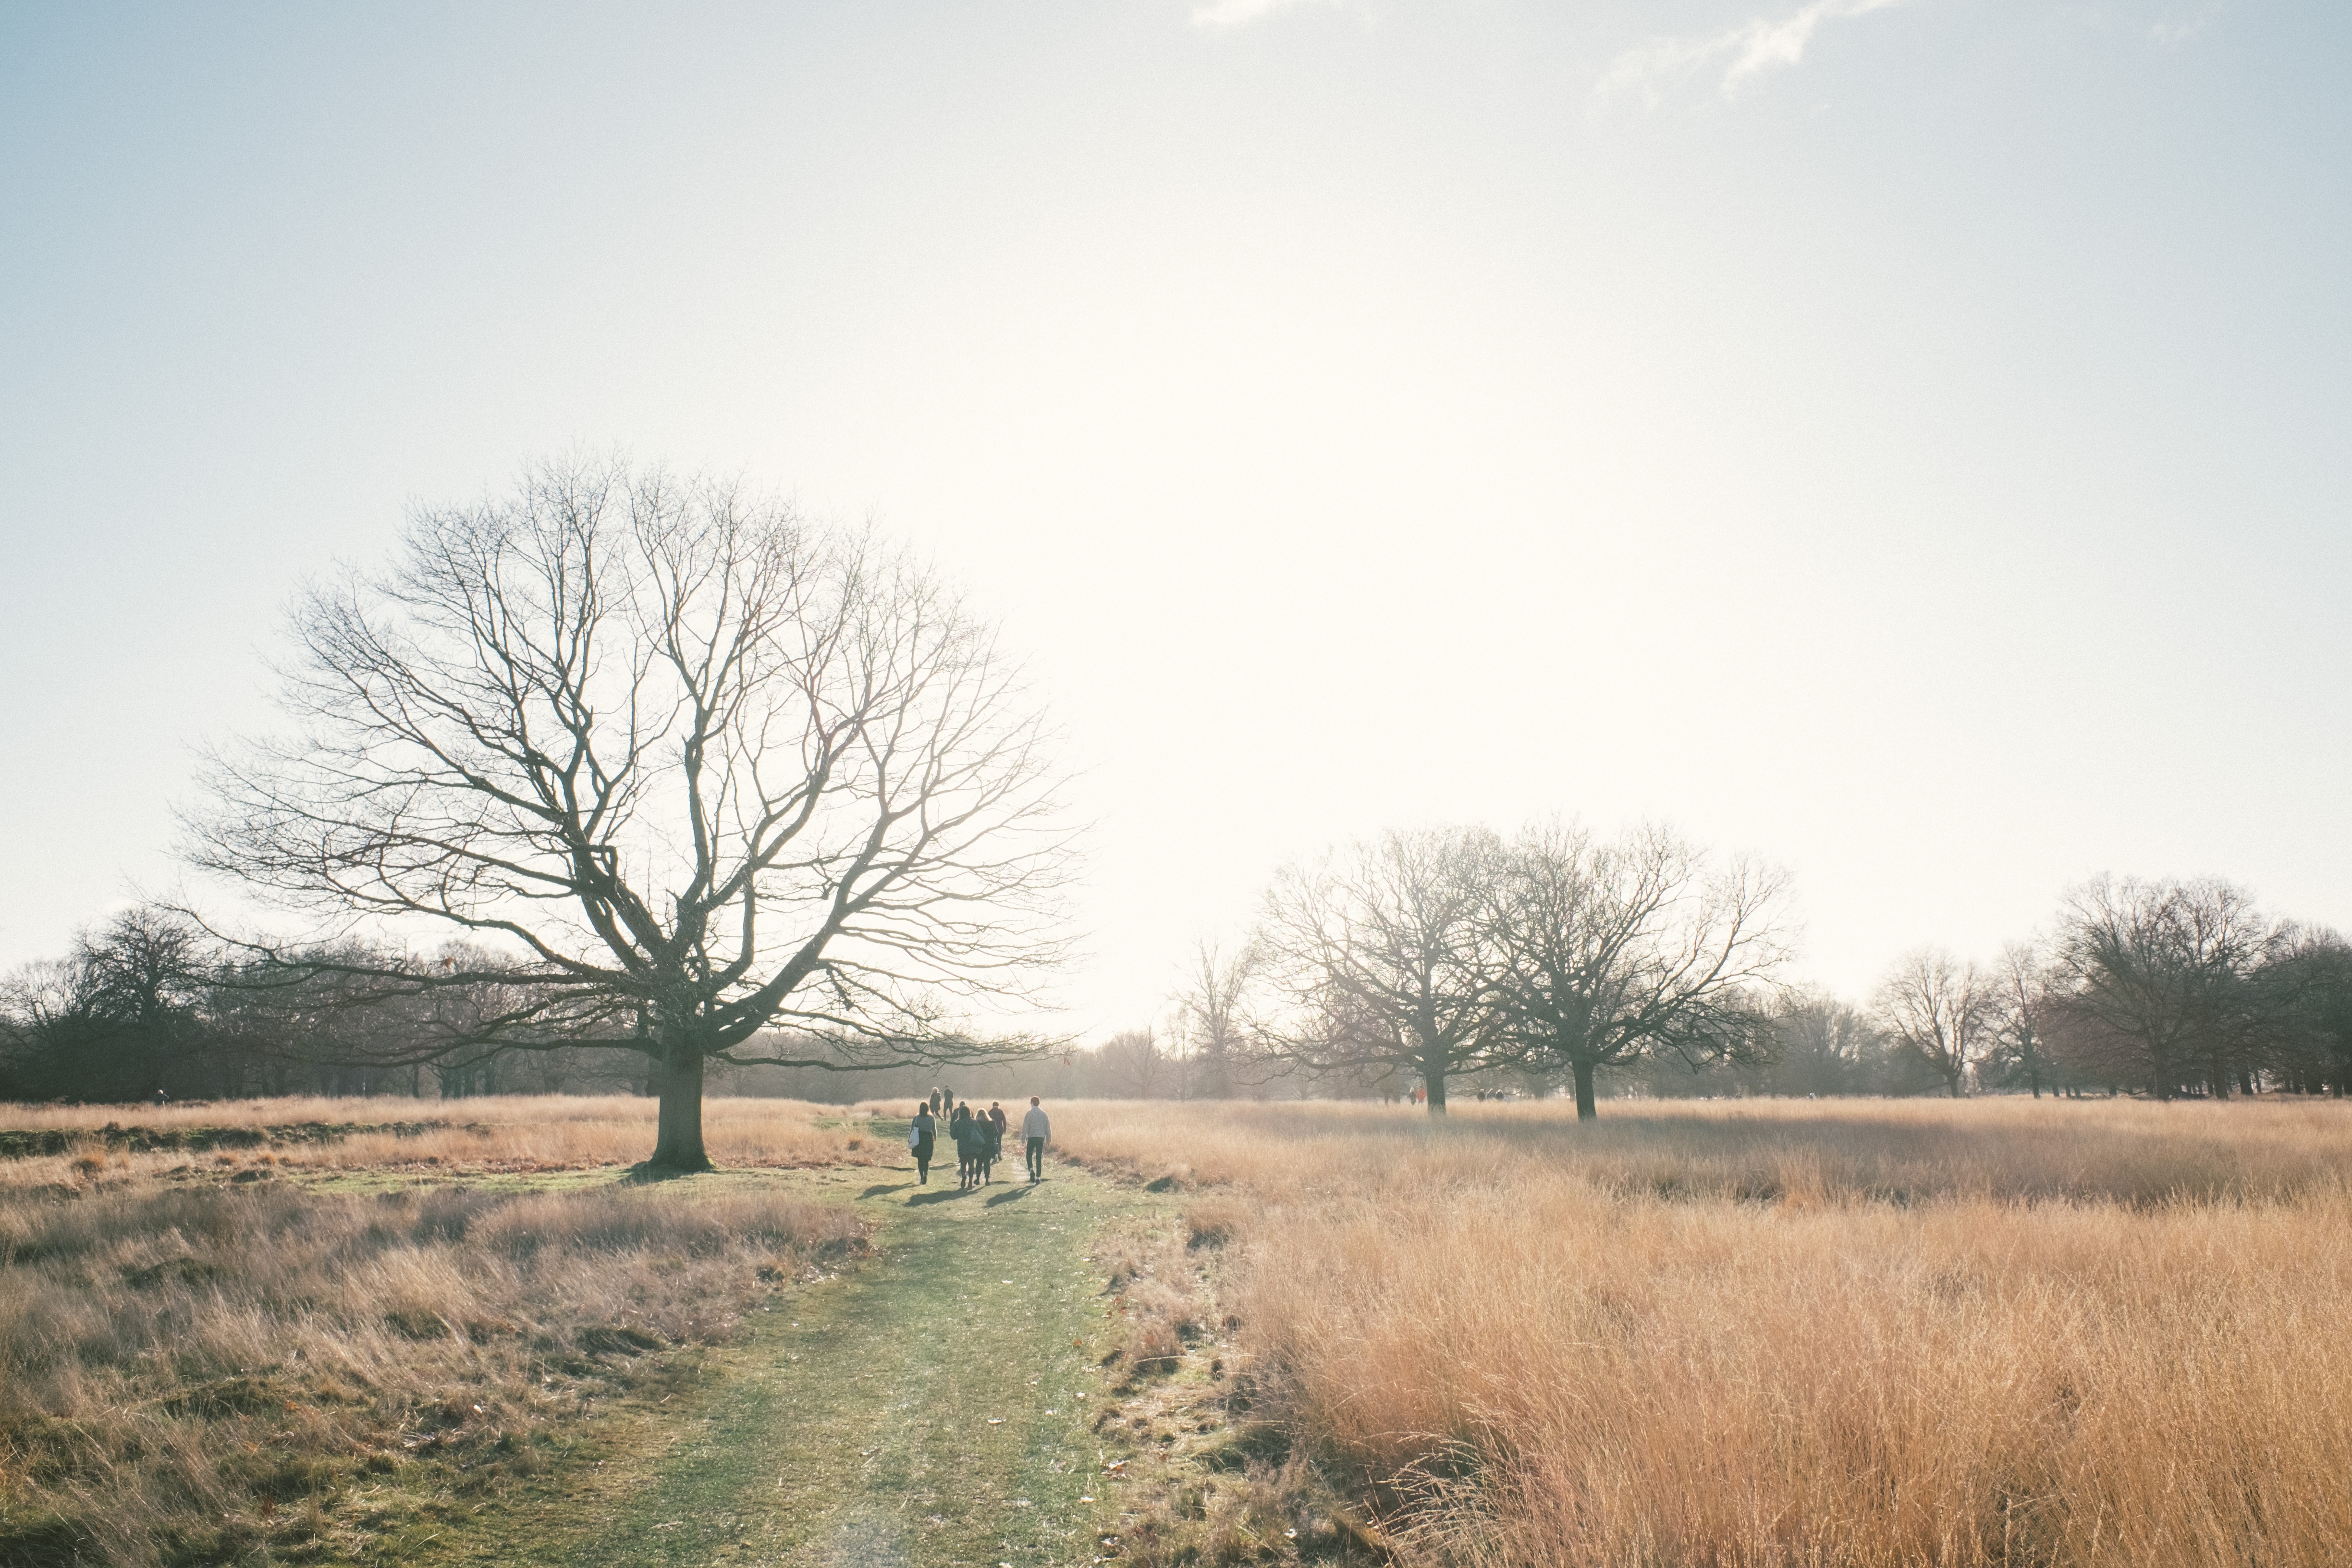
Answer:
top-left (0, 1096), bottom-right (873, 1568)
top-left (0, 1092), bottom-right (876, 1186)
top-left (1054, 1097), bottom-right (2352, 1568)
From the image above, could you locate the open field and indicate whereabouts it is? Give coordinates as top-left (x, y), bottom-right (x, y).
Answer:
top-left (0, 1097), bottom-right (880, 1567)
top-left (11, 1092), bottom-right (2352, 1568)
top-left (1051, 1097), bottom-right (2352, 1568)
top-left (0, 1093), bottom-right (873, 1182)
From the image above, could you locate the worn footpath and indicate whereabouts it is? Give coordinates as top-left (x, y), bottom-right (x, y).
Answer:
top-left (412, 1145), bottom-right (1167, 1568)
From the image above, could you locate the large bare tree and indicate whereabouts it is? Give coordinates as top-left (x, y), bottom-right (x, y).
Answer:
top-left (188, 461), bottom-right (1070, 1170)
top-left (1252, 827), bottom-right (1505, 1114)
top-left (1483, 821), bottom-right (1789, 1120)
top-left (2046, 875), bottom-right (2279, 1100)
top-left (1873, 948), bottom-right (1997, 1098)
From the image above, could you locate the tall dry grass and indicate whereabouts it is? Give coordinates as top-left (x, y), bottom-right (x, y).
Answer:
top-left (0, 1096), bottom-right (874, 1567)
top-left (1054, 1097), bottom-right (2352, 1568)
top-left (0, 1092), bottom-right (878, 1191)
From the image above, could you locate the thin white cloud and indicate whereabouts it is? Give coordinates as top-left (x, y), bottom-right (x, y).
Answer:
top-left (1189, 0), bottom-right (1338, 30)
top-left (1600, 0), bottom-right (1907, 102)
top-left (2150, 3), bottom-right (2223, 49)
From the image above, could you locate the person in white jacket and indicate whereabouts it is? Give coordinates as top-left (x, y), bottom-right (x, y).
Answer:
top-left (1020, 1097), bottom-right (1051, 1182)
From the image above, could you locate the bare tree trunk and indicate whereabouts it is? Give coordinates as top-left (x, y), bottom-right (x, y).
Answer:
top-left (2211, 1058), bottom-right (2230, 1100)
top-left (1423, 1065), bottom-right (1448, 1116)
top-left (1572, 1058), bottom-right (1597, 1122)
top-left (649, 1044), bottom-right (712, 1172)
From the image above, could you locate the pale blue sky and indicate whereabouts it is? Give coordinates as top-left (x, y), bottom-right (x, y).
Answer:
top-left (2, 0), bottom-right (2346, 1037)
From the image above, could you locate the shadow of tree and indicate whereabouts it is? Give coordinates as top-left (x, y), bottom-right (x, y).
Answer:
top-left (621, 1162), bottom-right (710, 1185)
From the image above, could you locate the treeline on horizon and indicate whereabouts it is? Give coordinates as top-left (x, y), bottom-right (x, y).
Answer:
top-left (1141, 823), bottom-right (2352, 1113)
top-left (11, 818), bottom-right (2352, 1110)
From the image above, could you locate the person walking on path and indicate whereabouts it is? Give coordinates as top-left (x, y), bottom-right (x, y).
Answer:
top-left (1021, 1097), bottom-right (1051, 1182)
top-left (909, 1103), bottom-right (938, 1185)
top-left (985, 1102), bottom-right (1008, 1185)
top-left (950, 1102), bottom-right (979, 1190)
top-left (964, 1103), bottom-right (989, 1188)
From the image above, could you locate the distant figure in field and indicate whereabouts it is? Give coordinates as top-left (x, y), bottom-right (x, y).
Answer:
top-left (1022, 1096), bottom-right (1051, 1182)
top-left (928, 1088), bottom-right (943, 1116)
top-left (909, 1102), bottom-right (938, 1184)
top-left (150, 1089), bottom-right (169, 1107)
top-left (986, 1102), bottom-right (1008, 1184)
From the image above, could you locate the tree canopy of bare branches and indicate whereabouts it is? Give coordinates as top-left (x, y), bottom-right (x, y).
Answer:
top-left (2263, 928), bottom-right (2352, 1097)
top-left (1483, 822), bottom-right (1790, 1119)
top-left (2046, 876), bottom-right (2281, 1100)
top-left (1252, 827), bottom-right (1506, 1113)
top-left (1984, 941), bottom-right (2061, 1097)
top-left (1169, 940), bottom-right (1258, 1101)
top-left (186, 461), bottom-right (1070, 1169)
top-left (1873, 948), bottom-right (1997, 1097)
top-left (0, 908), bottom-right (208, 1102)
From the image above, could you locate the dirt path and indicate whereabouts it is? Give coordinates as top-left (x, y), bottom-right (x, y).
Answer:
top-left (418, 1150), bottom-right (1164, 1568)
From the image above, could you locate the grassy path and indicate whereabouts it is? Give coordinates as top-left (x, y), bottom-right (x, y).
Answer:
top-left (418, 1148), bottom-right (1165, 1568)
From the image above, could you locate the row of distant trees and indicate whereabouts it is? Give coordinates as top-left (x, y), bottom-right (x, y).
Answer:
top-left (1127, 825), bottom-right (2352, 1116)
top-left (0, 905), bottom-right (1222, 1105)
top-left (0, 907), bottom-right (642, 1104)
top-left (11, 847), bottom-right (2352, 1115)
top-left (11, 846), bottom-right (2352, 1115)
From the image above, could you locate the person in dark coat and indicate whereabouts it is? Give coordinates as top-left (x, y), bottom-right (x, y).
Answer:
top-left (949, 1103), bottom-right (977, 1189)
top-left (909, 1103), bottom-right (938, 1184)
top-left (984, 1102), bottom-right (1008, 1184)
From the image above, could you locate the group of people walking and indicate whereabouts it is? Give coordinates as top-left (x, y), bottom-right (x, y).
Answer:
top-left (905, 1090), bottom-right (1052, 1189)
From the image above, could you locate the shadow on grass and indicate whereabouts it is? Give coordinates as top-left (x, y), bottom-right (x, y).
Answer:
top-left (859, 1183), bottom-right (913, 1199)
top-left (906, 1187), bottom-right (978, 1207)
top-left (983, 1185), bottom-right (1031, 1208)
top-left (621, 1162), bottom-right (713, 1185)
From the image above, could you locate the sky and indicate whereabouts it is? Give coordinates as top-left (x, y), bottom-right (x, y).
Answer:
top-left (2, 0), bottom-right (2347, 1041)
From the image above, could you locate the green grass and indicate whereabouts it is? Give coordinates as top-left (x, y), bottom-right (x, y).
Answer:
top-left (391, 1152), bottom-right (1170, 1568)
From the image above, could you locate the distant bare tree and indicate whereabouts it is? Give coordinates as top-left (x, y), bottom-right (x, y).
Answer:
top-left (1169, 940), bottom-right (1258, 1100)
top-left (0, 908), bottom-right (210, 1103)
top-left (1985, 940), bottom-right (2059, 1098)
top-left (1252, 827), bottom-right (1505, 1114)
top-left (1096, 1027), bottom-right (1168, 1099)
top-left (2266, 927), bottom-right (2352, 1097)
top-left (187, 461), bottom-right (1069, 1170)
top-left (1764, 989), bottom-right (1889, 1097)
top-left (1483, 821), bottom-right (1790, 1120)
top-left (1873, 949), bottom-right (1996, 1098)
top-left (2046, 876), bottom-right (2280, 1100)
